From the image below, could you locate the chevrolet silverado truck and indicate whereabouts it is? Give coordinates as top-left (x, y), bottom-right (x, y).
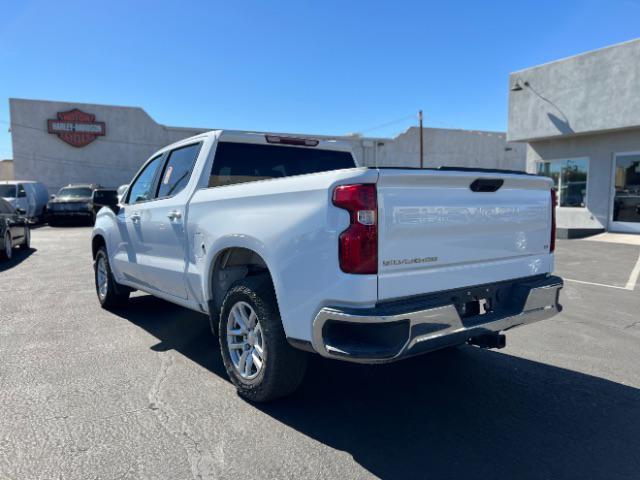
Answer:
top-left (91, 130), bottom-right (563, 402)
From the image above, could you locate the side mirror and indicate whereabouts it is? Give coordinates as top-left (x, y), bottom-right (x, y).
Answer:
top-left (50, 194), bottom-right (56, 200)
top-left (16, 208), bottom-right (26, 215)
top-left (92, 190), bottom-right (120, 214)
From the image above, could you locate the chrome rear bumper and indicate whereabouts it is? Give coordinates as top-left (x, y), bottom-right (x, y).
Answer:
top-left (312, 275), bottom-right (563, 364)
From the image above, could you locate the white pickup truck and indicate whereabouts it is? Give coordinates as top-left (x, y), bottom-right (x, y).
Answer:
top-left (92, 130), bottom-right (563, 401)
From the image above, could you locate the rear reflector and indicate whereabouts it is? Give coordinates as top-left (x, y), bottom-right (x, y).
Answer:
top-left (550, 189), bottom-right (557, 253)
top-left (265, 135), bottom-right (319, 147)
top-left (332, 184), bottom-right (378, 274)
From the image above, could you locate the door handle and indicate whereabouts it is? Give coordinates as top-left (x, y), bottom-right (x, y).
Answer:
top-left (167, 210), bottom-right (182, 221)
top-left (130, 212), bottom-right (141, 222)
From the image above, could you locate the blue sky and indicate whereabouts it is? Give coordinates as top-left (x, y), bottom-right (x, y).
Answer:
top-left (1, 0), bottom-right (639, 159)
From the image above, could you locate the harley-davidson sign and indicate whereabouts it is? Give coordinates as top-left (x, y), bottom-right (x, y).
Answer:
top-left (47, 109), bottom-right (106, 147)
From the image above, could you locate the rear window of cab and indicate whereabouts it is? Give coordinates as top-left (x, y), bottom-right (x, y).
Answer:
top-left (209, 142), bottom-right (355, 188)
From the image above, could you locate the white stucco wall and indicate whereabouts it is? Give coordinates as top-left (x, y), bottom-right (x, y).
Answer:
top-left (508, 39), bottom-right (640, 142)
top-left (10, 98), bottom-right (206, 193)
top-left (375, 127), bottom-right (526, 170)
top-left (9, 98), bottom-right (526, 193)
top-left (527, 128), bottom-right (640, 231)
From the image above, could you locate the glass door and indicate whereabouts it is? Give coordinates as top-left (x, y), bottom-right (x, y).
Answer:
top-left (611, 153), bottom-right (640, 233)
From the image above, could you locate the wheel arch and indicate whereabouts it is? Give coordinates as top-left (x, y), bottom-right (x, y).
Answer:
top-left (207, 245), bottom-right (276, 318)
top-left (91, 232), bottom-right (107, 259)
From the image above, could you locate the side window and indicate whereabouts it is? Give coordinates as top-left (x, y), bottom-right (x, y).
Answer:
top-left (17, 184), bottom-right (27, 197)
top-left (157, 143), bottom-right (202, 198)
top-left (127, 156), bottom-right (163, 204)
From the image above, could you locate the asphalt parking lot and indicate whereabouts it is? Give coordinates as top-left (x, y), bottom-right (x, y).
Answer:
top-left (1, 227), bottom-right (639, 480)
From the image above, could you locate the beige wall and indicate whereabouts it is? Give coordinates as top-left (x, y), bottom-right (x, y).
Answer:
top-left (0, 160), bottom-right (14, 180)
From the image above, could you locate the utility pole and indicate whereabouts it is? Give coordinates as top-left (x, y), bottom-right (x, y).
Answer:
top-left (418, 110), bottom-right (424, 168)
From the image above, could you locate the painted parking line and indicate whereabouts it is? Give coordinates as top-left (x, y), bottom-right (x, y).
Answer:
top-left (563, 278), bottom-right (630, 290)
top-left (624, 251), bottom-right (640, 291)
top-left (564, 249), bottom-right (640, 291)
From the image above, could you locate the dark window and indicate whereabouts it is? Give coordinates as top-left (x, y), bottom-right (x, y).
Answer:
top-left (0, 185), bottom-right (17, 198)
top-left (127, 156), bottom-right (163, 204)
top-left (157, 143), bottom-right (202, 198)
top-left (17, 184), bottom-right (27, 197)
top-left (209, 142), bottom-right (356, 188)
top-left (93, 190), bottom-right (118, 205)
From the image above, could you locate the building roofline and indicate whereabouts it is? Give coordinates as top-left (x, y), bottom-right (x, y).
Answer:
top-left (510, 37), bottom-right (640, 75)
top-left (398, 125), bottom-right (508, 137)
top-left (9, 97), bottom-right (211, 132)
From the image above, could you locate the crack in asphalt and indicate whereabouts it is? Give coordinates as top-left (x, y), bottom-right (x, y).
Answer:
top-left (147, 352), bottom-right (222, 479)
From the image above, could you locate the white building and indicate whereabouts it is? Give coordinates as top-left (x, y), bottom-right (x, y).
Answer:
top-left (9, 98), bottom-right (525, 193)
top-left (508, 38), bottom-right (640, 236)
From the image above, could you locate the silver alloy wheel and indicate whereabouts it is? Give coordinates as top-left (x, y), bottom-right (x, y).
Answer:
top-left (96, 256), bottom-right (108, 300)
top-left (4, 233), bottom-right (11, 259)
top-left (226, 301), bottom-right (265, 380)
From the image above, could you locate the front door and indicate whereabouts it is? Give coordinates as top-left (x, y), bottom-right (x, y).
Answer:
top-left (132, 142), bottom-right (202, 300)
top-left (610, 153), bottom-right (640, 233)
top-left (111, 154), bottom-right (165, 285)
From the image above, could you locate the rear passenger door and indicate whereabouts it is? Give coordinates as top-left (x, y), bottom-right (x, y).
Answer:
top-left (134, 142), bottom-right (203, 299)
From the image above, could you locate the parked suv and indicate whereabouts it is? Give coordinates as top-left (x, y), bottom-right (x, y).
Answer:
top-left (47, 184), bottom-right (102, 225)
top-left (92, 130), bottom-right (563, 402)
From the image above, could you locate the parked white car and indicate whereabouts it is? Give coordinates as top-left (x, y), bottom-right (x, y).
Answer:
top-left (92, 130), bottom-right (563, 401)
top-left (0, 181), bottom-right (49, 222)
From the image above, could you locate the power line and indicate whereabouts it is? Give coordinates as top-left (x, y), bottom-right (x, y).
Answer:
top-left (358, 113), bottom-right (417, 134)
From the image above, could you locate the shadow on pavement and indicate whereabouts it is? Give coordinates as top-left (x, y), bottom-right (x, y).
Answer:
top-left (117, 294), bottom-right (640, 480)
top-left (0, 247), bottom-right (36, 272)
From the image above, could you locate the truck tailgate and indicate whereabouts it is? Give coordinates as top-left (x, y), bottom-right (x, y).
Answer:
top-left (376, 169), bottom-right (554, 300)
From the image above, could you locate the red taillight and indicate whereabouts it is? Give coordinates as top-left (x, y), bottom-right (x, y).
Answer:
top-left (550, 189), bottom-right (557, 252)
top-left (332, 184), bottom-right (378, 274)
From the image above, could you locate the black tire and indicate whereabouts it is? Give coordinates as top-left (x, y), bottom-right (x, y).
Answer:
top-left (19, 227), bottom-right (30, 250)
top-left (219, 276), bottom-right (307, 402)
top-left (94, 246), bottom-right (130, 309)
top-left (1, 232), bottom-right (12, 260)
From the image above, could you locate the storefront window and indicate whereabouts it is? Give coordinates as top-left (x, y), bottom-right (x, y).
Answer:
top-left (536, 158), bottom-right (588, 207)
top-left (613, 153), bottom-right (640, 223)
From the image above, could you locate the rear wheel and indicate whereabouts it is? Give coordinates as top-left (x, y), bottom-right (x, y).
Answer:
top-left (219, 276), bottom-right (307, 402)
top-left (94, 247), bottom-right (130, 309)
top-left (1, 232), bottom-right (12, 260)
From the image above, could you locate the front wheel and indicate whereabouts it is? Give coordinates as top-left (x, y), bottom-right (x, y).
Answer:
top-left (219, 276), bottom-right (307, 402)
top-left (94, 247), bottom-right (130, 309)
top-left (1, 232), bottom-right (12, 260)
top-left (20, 227), bottom-right (30, 250)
